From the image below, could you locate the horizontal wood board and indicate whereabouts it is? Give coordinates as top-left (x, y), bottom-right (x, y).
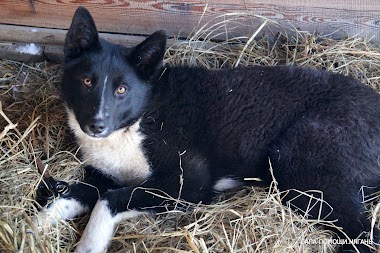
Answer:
top-left (0, 0), bottom-right (379, 44)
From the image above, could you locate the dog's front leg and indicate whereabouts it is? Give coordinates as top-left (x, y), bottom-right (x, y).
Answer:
top-left (76, 194), bottom-right (147, 253)
top-left (75, 171), bottom-right (207, 253)
top-left (75, 186), bottom-right (156, 253)
top-left (34, 166), bottom-right (119, 229)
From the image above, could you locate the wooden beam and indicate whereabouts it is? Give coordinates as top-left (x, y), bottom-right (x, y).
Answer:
top-left (0, 24), bottom-right (148, 46)
top-left (0, 0), bottom-right (379, 43)
top-left (0, 25), bottom-right (187, 63)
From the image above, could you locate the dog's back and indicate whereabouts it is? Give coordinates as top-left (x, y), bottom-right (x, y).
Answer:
top-left (139, 64), bottom-right (380, 251)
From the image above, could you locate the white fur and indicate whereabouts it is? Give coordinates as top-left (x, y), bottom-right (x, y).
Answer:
top-left (67, 109), bottom-right (151, 185)
top-left (76, 200), bottom-right (146, 253)
top-left (213, 177), bottom-right (242, 191)
top-left (34, 198), bottom-right (89, 229)
top-left (95, 75), bottom-right (108, 119)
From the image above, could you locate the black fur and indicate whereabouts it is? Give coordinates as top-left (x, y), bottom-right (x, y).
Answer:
top-left (58, 7), bottom-right (380, 253)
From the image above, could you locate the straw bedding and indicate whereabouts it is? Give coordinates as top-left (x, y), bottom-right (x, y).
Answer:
top-left (1, 14), bottom-right (380, 253)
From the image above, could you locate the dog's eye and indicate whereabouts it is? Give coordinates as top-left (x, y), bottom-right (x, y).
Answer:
top-left (83, 78), bottom-right (92, 87)
top-left (116, 85), bottom-right (127, 94)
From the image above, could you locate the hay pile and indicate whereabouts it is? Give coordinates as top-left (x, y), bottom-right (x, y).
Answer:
top-left (1, 14), bottom-right (380, 253)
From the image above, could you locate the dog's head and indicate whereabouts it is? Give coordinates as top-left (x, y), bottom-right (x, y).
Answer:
top-left (61, 6), bottom-right (166, 138)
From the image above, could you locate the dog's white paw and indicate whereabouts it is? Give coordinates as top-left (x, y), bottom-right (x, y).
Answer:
top-left (76, 200), bottom-right (145, 253)
top-left (75, 200), bottom-right (116, 253)
top-left (33, 198), bottom-right (89, 231)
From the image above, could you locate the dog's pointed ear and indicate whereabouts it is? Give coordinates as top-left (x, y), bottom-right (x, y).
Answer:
top-left (64, 6), bottom-right (100, 59)
top-left (128, 30), bottom-right (166, 79)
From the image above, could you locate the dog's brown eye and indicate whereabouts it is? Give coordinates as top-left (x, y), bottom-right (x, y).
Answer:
top-left (83, 78), bottom-right (92, 87)
top-left (117, 85), bottom-right (127, 94)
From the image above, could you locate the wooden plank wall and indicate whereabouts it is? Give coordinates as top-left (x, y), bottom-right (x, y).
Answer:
top-left (0, 0), bottom-right (379, 45)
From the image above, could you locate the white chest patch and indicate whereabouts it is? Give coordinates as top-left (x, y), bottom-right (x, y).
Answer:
top-left (66, 109), bottom-right (151, 185)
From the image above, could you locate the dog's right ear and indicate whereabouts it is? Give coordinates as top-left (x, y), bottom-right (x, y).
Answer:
top-left (128, 30), bottom-right (167, 80)
top-left (64, 6), bottom-right (100, 59)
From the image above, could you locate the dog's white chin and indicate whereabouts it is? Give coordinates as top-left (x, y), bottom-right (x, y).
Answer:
top-left (86, 132), bottom-right (111, 139)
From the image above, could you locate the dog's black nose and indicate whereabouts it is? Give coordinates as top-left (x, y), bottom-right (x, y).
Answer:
top-left (88, 121), bottom-right (106, 135)
top-left (89, 124), bottom-right (105, 134)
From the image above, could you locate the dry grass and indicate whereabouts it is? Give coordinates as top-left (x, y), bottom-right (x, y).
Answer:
top-left (1, 13), bottom-right (380, 252)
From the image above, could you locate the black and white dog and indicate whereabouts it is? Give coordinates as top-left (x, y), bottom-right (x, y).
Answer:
top-left (36, 6), bottom-right (380, 253)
